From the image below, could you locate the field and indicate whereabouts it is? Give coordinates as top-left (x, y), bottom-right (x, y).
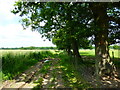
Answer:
top-left (79, 49), bottom-right (119, 58)
top-left (1, 49), bottom-right (119, 58)
top-left (0, 49), bottom-right (120, 88)
top-left (0, 49), bottom-right (56, 55)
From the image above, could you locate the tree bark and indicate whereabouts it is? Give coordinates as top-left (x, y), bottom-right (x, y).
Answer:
top-left (90, 3), bottom-right (116, 78)
top-left (72, 39), bottom-right (82, 59)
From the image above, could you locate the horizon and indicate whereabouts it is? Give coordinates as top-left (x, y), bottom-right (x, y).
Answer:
top-left (0, 46), bottom-right (56, 48)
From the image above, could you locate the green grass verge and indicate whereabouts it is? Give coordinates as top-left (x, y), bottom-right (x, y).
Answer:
top-left (2, 51), bottom-right (54, 81)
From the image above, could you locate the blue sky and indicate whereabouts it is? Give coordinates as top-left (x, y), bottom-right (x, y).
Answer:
top-left (0, 0), bottom-right (55, 48)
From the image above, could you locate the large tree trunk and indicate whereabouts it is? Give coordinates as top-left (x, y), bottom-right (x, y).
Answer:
top-left (90, 3), bottom-right (116, 78)
top-left (95, 33), bottom-right (116, 78)
top-left (72, 39), bottom-right (82, 59)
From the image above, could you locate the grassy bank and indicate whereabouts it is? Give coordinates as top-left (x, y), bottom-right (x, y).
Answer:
top-left (1, 50), bottom-right (54, 80)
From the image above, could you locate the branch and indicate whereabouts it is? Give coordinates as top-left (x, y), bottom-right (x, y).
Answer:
top-left (108, 16), bottom-right (120, 25)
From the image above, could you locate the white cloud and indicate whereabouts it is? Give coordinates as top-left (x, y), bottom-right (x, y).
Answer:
top-left (0, 0), bottom-right (21, 27)
top-left (0, 24), bottom-right (55, 48)
top-left (0, 0), bottom-right (56, 48)
top-left (0, 0), bottom-right (18, 20)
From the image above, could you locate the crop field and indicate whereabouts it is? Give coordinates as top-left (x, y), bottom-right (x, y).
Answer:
top-left (0, 49), bottom-right (56, 55)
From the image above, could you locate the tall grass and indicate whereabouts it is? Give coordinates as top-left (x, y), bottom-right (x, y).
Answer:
top-left (1, 50), bottom-right (54, 80)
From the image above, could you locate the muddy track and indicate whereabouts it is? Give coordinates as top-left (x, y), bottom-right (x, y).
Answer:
top-left (1, 58), bottom-right (62, 89)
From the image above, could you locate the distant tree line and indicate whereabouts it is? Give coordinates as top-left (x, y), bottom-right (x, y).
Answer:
top-left (0, 46), bottom-right (57, 50)
top-left (1, 45), bottom-right (119, 50)
top-left (109, 45), bottom-right (120, 49)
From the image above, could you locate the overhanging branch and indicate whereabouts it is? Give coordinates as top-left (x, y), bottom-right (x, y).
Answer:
top-left (108, 16), bottom-right (120, 25)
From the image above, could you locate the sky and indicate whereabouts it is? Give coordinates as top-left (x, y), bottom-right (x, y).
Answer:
top-left (0, 0), bottom-right (56, 48)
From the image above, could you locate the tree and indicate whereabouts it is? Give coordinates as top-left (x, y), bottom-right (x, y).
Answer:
top-left (52, 28), bottom-right (91, 55)
top-left (52, 29), bottom-right (72, 55)
top-left (89, 3), bottom-right (120, 78)
top-left (12, 1), bottom-right (120, 78)
top-left (12, 2), bottom-right (93, 59)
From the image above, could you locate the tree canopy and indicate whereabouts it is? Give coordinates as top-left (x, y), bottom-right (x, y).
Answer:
top-left (12, 1), bottom-right (120, 78)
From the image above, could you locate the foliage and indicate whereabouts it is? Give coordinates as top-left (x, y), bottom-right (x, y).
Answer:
top-left (0, 47), bottom-right (57, 50)
top-left (109, 45), bottom-right (120, 49)
top-left (11, 2), bottom-right (120, 57)
top-left (12, 2), bottom-right (94, 58)
top-left (11, 2), bottom-right (120, 45)
top-left (113, 45), bottom-right (120, 49)
top-left (52, 29), bottom-right (92, 50)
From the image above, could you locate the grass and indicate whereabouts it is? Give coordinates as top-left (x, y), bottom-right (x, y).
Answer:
top-left (57, 50), bottom-right (120, 88)
top-left (1, 49), bottom-right (119, 88)
top-left (33, 52), bottom-right (92, 88)
top-left (79, 49), bottom-right (120, 67)
top-left (58, 52), bottom-right (92, 88)
top-left (39, 61), bottom-right (51, 75)
top-left (1, 49), bottom-right (118, 58)
top-left (1, 50), bottom-right (54, 81)
top-left (79, 49), bottom-right (119, 58)
top-left (0, 49), bottom-right (61, 55)
top-left (1, 49), bottom-right (119, 81)
top-left (79, 49), bottom-right (95, 56)
top-left (109, 49), bottom-right (120, 58)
